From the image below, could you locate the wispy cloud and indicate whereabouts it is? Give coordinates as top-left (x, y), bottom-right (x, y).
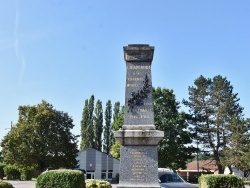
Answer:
top-left (15, 0), bottom-right (26, 84)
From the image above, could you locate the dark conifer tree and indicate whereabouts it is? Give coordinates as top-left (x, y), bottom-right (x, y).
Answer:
top-left (183, 75), bottom-right (244, 174)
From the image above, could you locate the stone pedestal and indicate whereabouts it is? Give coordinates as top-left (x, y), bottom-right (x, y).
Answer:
top-left (114, 44), bottom-right (164, 188)
top-left (114, 129), bottom-right (163, 188)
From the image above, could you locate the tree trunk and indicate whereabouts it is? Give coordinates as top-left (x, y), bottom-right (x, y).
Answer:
top-left (228, 166), bottom-right (233, 174)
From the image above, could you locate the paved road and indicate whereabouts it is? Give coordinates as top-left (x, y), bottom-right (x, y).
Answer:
top-left (7, 180), bottom-right (36, 188)
top-left (6, 181), bottom-right (250, 188)
top-left (7, 180), bottom-right (118, 188)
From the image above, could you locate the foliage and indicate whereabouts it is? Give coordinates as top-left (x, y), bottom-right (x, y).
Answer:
top-left (85, 179), bottom-right (111, 188)
top-left (0, 180), bottom-right (13, 188)
top-left (198, 174), bottom-right (244, 188)
top-left (103, 100), bottom-right (112, 154)
top-left (3, 164), bottom-right (20, 180)
top-left (183, 75), bottom-right (244, 173)
top-left (36, 169), bottom-right (85, 188)
top-left (110, 104), bottom-right (124, 159)
top-left (80, 96), bottom-right (105, 151)
top-left (1, 100), bottom-right (79, 171)
top-left (2, 164), bottom-right (34, 180)
top-left (0, 152), bottom-right (2, 163)
top-left (19, 166), bottom-right (35, 180)
top-left (80, 95), bottom-right (95, 150)
top-left (94, 100), bottom-right (103, 151)
top-left (0, 163), bottom-right (5, 179)
top-left (112, 105), bottom-right (124, 131)
top-left (153, 87), bottom-right (195, 169)
top-left (243, 177), bottom-right (250, 185)
top-left (221, 117), bottom-right (250, 172)
top-left (110, 142), bottom-right (121, 159)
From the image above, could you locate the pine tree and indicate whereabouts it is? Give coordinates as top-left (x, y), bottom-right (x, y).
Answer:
top-left (103, 100), bottom-right (112, 154)
top-left (94, 99), bottom-right (103, 151)
top-left (183, 75), bottom-right (244, 174)
top-left (221, 117), bottom-right (250, 172)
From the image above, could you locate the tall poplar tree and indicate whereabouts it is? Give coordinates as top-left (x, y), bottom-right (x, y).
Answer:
top-left (80, 99), bottom-right (89, 150)
top-left (80, 95), bottom-right (95, 150)
top-left (183, 75), bottom-right (244, 174)
top-left (88, 95), bottom-right (95, 147)
top-left (103, 100), bottom-right (112, 154)
top-left (94, 99), bottom-right (103, 151)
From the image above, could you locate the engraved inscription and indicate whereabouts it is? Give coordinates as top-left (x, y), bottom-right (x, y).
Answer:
top-left (127, 65), bottom-right (151, 70)
top-left (129, 149), bottom-right (147, 181)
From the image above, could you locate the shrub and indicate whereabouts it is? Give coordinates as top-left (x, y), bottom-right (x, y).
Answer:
top-left (0, 180), bottom-right (13, 188)
top-left (20, 166), bottom-right (35, 180)
top-left (3, 165), bottom-right (20, 180)
top-left (85, 179), bottom-right (111, 188)
top-left (243, 177), bottom-right (250, 185)
top-left (36, 169), bottom-right (85, 188)
top-left (0, 163), bottom-right (6, 179)
top-left (199, 174), bottom-right (245, 188)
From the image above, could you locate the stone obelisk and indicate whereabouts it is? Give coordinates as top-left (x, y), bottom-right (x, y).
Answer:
top-left (114, 44), bottom-right (164, 188)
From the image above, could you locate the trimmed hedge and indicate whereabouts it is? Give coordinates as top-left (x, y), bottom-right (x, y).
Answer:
top-left (2, 165), bottom-right (35, 180)
top-left (199, 174), bottom-right (245, 188)
top-left (0, 180), bottom-right (13, 188)
top-left (20, 166), bottom-right (35, 180)
top-left (36, 169), bottom-right (85, 188)
top-left (85, 179), bottom-right (111, 188)
top-left (243, 177), bottom-right (250, 185)
top-left (0, 163), bottom-right (6, 179)
top-left (3, 165), bottom-right (20, 180)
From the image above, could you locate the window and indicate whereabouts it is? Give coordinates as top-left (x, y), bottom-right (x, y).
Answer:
top-left (108, 170), bottom-right (113, 179)
top-left (101, 170), bottom-right (106, 179)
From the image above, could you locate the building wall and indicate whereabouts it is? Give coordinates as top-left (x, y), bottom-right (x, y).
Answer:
top-left (224, 166), bottom-right (244, 177)
top-left (76, 148), bottom-right (120, 180)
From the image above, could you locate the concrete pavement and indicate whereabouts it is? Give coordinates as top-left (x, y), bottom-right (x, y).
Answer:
top-left (5, 181), bottom-right (250, 188)
top-left (6, 180), bottom-right (118, 188)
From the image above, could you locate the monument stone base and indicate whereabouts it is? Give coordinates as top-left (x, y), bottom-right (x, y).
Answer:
top-left (114, 129), bottom-right (164, 188)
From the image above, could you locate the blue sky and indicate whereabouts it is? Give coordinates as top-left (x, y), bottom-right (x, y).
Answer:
top-left (1, 1), bottom-right (250, 147)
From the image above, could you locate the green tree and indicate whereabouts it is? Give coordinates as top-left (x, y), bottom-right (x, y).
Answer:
top-left (110, 104), bottom-right (124, 159)
top-left (110, 142), bottom-right (121, 159)
top-left (80, 99), bottom-right (89, 150)
top-left (154, 87), bottom-right (195, 170)
top-left (0, 151), bottom-right (2, 163)
top-left (1, 100), bottom-right (79, 170)
top-left (183, 75), bottom-right (244, 174)
top-left (103, 100), bottom-right (112, 154)
top-left (112, 103), bottom-right (124, 131)
top-left (94, 99), bottom-right (103, 151)
top-left (221, 117), bottom-right (250, 173)
top-left (80, 95), bottom-right (95, 150)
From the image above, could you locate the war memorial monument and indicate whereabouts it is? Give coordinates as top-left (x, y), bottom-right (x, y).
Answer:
top-left (114, 44), bottom-right (164, 188)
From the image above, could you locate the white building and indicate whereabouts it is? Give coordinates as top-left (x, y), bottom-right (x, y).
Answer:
top-left (224, 166), bottom-right (244, 177)
top-left (76, 148), bottom-right (120, 181)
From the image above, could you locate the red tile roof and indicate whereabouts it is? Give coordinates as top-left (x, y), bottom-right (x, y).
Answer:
top-left (179, 160), bottom-right (218, 172)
